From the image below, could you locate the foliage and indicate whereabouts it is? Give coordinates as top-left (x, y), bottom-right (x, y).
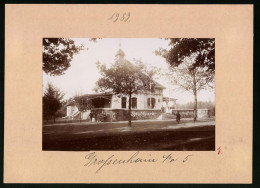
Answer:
top-left (96, 58), bottom-right (155, 126)
top-left (165, 55), bottom-right (215, 93)
top-left (96, 60), bottom-right (154, 95)
top-left (74, 95), bottom-right (93, 112)
top-left (43, 38), bottom-right (85, 76)
top-left (156, 38), bottom-right (215, 73)
top-left (156, 38), bottom-right (215, 121)
top-left (43, 83), bottom-right (64, 122)
top-left (56, 105), bottom-right (67, 118)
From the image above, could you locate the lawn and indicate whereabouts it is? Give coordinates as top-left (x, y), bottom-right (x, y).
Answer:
top-left (43, 119), bottom-right (215, 151)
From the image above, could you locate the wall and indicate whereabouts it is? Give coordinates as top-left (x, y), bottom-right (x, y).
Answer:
top-left (111, 93), bottom-right (163, 110)
top-left (91, 108), bottom-right (161, 122)
top-left (130, 109), bottom-right (161, 120)
top-left (171, 109), bottom-right (210, 118)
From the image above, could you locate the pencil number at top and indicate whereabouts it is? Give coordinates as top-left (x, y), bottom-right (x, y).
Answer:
top-left (108, 12), bottom-right (131, 23)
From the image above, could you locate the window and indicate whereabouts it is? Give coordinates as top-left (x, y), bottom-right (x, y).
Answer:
top-left (122, 97), bottom-right (126, 108)
top-left (132, 97), bottom-right (137, 109)
top-left (147, 98), bottom-right (156, 109)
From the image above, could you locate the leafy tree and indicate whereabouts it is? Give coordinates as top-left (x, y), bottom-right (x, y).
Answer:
top-left (157, 38), bottom-right (215, 121)
top-left (73, 94), bottom-right (93, 122)
top-left (56, 104), bottom-right (67, 118)
top-left (156, 38), bottom-right (215, 73)
top-left (43, 38), bottom-right (89, 76)
top-left (96, 53), bottom-right (155, 126)
top-left (43, 83), bottom-right (64, 122)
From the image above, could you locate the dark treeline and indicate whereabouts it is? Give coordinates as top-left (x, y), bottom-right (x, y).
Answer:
top-left (176, 100), bottom-right (215, 116)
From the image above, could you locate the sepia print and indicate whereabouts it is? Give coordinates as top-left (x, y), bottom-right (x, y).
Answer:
top-left (42, 38), bottom-right (215, 151)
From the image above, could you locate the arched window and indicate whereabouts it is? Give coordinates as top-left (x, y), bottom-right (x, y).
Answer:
top-left (132, 97), bottom-right (137, 109)
top-left (147, 98), bottom-right (156, 109)
top-left (122, 97), bottom-right (126, 108)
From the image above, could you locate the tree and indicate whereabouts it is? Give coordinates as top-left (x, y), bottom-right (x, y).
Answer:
top-left (43, 83), bottom-right (64, 122)
top-left (156, 38), bottom-right (215, 121)
top-left (96, 54), bottom-right (155, 126)
top-left (156, 38), bottom-right (215, 73)
top-left (74, 94), bottom-right (93, 122)
top-left (43, 38), bottom-right (84, 76)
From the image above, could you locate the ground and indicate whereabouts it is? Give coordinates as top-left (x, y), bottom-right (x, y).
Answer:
top-left (42, 118), bottom-right (215, 151)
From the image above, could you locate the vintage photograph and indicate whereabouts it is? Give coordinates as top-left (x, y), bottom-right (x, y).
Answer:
top-left (42, 38), bottom-right (215, 151)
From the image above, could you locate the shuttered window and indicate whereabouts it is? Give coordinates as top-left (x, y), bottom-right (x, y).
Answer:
top-left (132, 97), bottom-right (137, 109)
top-left (122, 97), bottom-right (126, 108)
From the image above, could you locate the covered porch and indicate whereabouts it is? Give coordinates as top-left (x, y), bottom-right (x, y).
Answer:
top-left (66, 93), bottom-right (113, 119)
top-left (162, 97), bottom-right (177, 113)
top-left (86, 93), bottom-right (112, 108)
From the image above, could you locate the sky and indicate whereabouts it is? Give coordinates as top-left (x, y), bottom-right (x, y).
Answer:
top-left (43, 38), bottom-right (215, 104)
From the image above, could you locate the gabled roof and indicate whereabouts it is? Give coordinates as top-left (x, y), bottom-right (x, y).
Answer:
top-left (153, 80), bottom-right (166, 89)
top-left (67, 92), bottom-right (113, 106)
top-left (81, 92), bottom-right (113, 98)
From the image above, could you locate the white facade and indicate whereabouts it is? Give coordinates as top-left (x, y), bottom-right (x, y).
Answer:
top-left (67, 89), bottom-right (164, 117)
top-left (111, 89), bottom-right (163, 110)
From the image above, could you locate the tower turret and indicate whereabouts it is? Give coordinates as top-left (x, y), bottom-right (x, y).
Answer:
top-left (115, 40), bottom-right (125, 62)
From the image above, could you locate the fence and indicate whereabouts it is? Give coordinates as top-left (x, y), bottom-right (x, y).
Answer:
top-left (91, 108), bottom-right (162, 122)
top-left (171, 109), bottom-right (210, 118)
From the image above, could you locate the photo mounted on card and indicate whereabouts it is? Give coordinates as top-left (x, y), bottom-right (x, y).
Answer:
top-left (42, 38), bottom-right (215, 151)
top-left (4, 4), bottom-right (253, 183)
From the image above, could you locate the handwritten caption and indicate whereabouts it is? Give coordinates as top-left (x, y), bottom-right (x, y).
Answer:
top-left (108, 12), bottom-right (131, 23)
top-left (84, 151), bottom-right (193, 173)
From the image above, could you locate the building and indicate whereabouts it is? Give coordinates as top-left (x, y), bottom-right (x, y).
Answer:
top-left (65, 47), bottom-right (211, 122)
top-left (66, 48), bottom-right (166, 121)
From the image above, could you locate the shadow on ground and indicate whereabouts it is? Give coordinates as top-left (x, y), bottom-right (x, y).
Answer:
top-left (43, 119), bottom-right (215, 151)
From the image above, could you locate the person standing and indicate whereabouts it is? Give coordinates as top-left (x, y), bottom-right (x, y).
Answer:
top-left (176, 111), bottom-right (181, 124)
top-left (89, 111), bottom-right (93, 122)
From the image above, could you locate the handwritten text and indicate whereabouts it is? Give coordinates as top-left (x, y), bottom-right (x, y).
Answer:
top-left (84, 151), bottom-right (193, 173)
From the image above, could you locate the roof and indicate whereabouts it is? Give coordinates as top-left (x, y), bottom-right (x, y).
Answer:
top-left (115, 49), bottom-right (125, 57)
top-left (81, 92), bottom-right (113, 98)
top-left (154, 80), bottom-right (166, 89)
top-left (66, 92), bottom-right (113, 106)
